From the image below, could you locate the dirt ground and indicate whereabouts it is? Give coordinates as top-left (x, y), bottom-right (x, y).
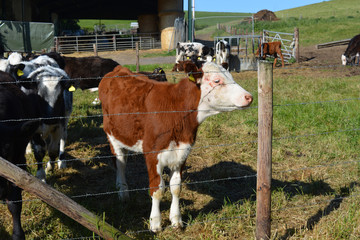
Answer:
top-left (299, 44), bottom-right (348, 66)
top-left (63, 48), bottom-right (175, 65)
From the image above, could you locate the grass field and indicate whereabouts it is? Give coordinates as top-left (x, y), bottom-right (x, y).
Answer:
top-left (0, 0), bottom-right (360, 239)
top-left (0, 63), bottom-right (358, 239)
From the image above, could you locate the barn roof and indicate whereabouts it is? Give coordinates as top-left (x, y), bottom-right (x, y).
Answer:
top-left (33, 0), bottom-right (159, 20)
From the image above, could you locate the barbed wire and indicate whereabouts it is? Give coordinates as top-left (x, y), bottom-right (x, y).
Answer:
top-left (0, 62), bottom-right (357, 87)
top-left (0, 96), bottom-right (358, 124)
top-left (14, 126), bottom-right (359, 169)
top-left (5, 156), bottom-right (360, 205)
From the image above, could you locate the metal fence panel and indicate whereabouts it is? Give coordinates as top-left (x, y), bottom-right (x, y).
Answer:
top-left (55, 34), bottom-right (161, 54)
top-left (263, 29), bottom-right (296, 61)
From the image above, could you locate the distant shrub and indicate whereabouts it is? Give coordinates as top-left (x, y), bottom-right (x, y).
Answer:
top-left (195, 24), bottom-right (209, 31)
top-left (211, 29), bottom-right (230, 38)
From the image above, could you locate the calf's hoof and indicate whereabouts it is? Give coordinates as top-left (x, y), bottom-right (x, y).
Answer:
top-left (150, 217), bottom-right (162, 233)
top-left (36, 169), bottom-right (46, 183)
top-left (58, 160), bottom-right (66, 169)
top-left (170, 215), bottom-right (184, 230)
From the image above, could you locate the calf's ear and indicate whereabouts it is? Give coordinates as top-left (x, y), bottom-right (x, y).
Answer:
top-left (8, 64), bottom-right (25, 79)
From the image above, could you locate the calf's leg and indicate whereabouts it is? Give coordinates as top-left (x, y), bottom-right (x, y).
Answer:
top-left (32, 134), bottom-right (47, 182)
top-left (146, 153), bottom-right (165, 232)
top-left (169, 169), bottom-right (183, 228)
top-left (7, 184), bottom-right (25, 240)
top-left (115, 148), bottom-right (129, 200)
top-left (46, 127), bottom-right (61, 173)
top-left (107, 134), bottom-right (130, 200)
top-left (57, 124), bottom-right (67, 169)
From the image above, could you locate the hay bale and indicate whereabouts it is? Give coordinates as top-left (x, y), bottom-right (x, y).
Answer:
top-left (254, 10), bottom-right (279, 21)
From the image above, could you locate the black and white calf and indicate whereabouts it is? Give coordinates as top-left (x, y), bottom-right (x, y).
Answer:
top-left (215, 40), bottom-right (230, 69)
top-left (10, 57), bottom-right (75, 181)
top-left (0, 71), bottom-right (39, 240)
top-left (341, 34), bottom-right (360, 66)
top-left (175, 42), bottom-right (214, 63)
top-left (0, 52), bottom-right (23, 72)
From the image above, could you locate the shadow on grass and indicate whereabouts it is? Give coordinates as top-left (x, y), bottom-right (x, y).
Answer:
top-left (34, 113), bottom-right (348, 239)
top-left (0, 226), bottom-right (11, 240)
top-left (278, 182), bottom-right (358, 240)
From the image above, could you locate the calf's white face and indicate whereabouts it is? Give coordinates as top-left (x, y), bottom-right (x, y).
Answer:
top-left (197, 62), bottom-right (253, 123)
top-left (341, 54), bottom-right (347, 65)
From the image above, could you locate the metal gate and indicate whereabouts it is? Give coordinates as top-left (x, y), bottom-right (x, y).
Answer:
top-left (214, 35), bottom-right (262, 72)
top-left (262, 29), bottom-right (296, 62)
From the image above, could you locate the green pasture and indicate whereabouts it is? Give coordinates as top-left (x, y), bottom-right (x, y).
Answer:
top-left (1, 63), bottom-right (358, 239)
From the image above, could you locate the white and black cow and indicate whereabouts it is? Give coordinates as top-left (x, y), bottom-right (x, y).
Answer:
top-left (175, 42), bottom-right (214, 64)
top-left (341, 34), bottom-right (360, 65)
top-left (215, 40), bottom-right (230, 69)
top-left (10, 56), bottom-right (75, 181)
top-left (0, 52), bottom-right (23, 72)
top-left (0, 71), bottom-right (39, 240)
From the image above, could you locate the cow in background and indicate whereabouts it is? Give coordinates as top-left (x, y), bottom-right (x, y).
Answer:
top-left (256, 41), bottom-right (285, 67)
top-left (341, 34), bottom-right (360, 65)
top-left (36, 53), bottom-right (119, 90)
top-left (0, 52), bottom-right (23, 72)
top-left (139, 67), bottom-right (167, 82)
top-left (215, 40), bottom-right (230, 69)
top-left (9, 56), bottom-right (75, 181)
top-left (175, 42), bottom-right (214, 64)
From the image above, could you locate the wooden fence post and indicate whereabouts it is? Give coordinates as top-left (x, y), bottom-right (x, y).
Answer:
top-left (93, 43), bottom-right (98, 56)
top-left (294, 27), bottom-right (299, 63)
top-left (136, 42), bottom-right (140, 72)
top-left (256, 60), bottom-right (273, 240)
top-left (0, 157), bottom-right (131, 240)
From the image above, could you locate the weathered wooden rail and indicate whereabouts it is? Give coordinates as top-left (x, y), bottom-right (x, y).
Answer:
top-left (316, 39), bottom-right (350, 49)
top-left (0, 157), bottom-right (131, 240)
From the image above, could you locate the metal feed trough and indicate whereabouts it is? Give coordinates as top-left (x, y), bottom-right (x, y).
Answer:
top-left (215, 35), bottom-right (262, 72)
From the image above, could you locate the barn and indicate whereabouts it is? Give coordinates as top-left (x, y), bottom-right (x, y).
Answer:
top-left (0, 0), bottom-right (184, 50)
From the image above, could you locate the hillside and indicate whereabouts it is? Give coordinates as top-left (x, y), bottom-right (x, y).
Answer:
top-left (193, 0), bottom-right (360, 46)
top-left (276, 0), bottom-right (359, 19)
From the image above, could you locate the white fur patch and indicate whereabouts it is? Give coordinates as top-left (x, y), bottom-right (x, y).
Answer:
top-left (107, 133), bottom-right (143, 153)
top-left (157, 141), bottom-right (192, 171)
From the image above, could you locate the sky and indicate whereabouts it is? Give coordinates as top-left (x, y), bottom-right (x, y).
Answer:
top-left (184, 0), bottom-right (330, 13)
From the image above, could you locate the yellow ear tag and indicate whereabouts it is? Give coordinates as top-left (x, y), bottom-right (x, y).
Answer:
top-left (186, 56), bottom-right (190, 59)
top-left (17, 69), bottom-right (24, 76)
top-left (198, 56), bottom-right (201, 60)
top-left (189, 74), bottom-right (196, 82)
top-left (68, 85), bottom-right (76, 92)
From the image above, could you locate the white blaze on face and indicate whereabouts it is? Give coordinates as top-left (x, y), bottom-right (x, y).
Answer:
top-left (197, 62), bottom-right (253, 123)
top-left (8, 52), bottom-right (23, 65)
top-left (341, 55), bottom-right (347, 65)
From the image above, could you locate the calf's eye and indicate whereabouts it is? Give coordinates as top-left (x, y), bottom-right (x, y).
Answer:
top-left (214, 79), bottom-right (220, 84)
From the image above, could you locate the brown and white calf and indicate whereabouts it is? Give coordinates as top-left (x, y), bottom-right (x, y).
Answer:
top-left (256, 41), bottom-right (285, 67)
top-left (98, 62), bottom-right (253, 232)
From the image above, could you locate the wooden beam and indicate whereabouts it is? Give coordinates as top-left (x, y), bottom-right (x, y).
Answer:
top-left (316, 39), bottom-right (350, 49)
top-left (0, 157), bottom-right (132, 240)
